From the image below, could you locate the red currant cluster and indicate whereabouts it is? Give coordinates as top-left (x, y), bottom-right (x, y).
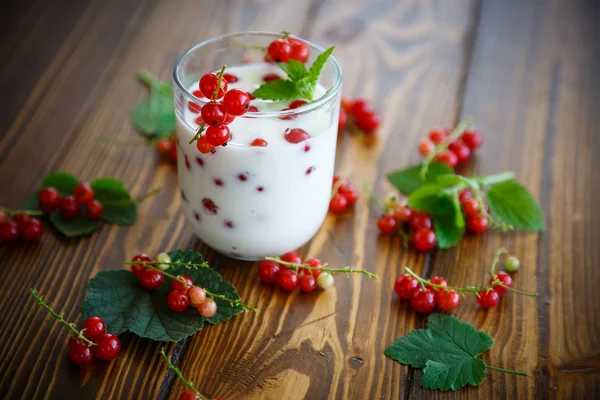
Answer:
top-left (258, 252), bottom-right (332, 292)
top-left (458, 189), bottom-right (490, 234)
top-left (38, 183), bottom-right (103, 220)
top-left (376, 198), bottom-right (437, 252)
top-left (68, 316), bottom-right (121, 366)
top-left (155, 136), bottom-right (178, 164)
top-left (0, 211), bottom-right (43, 242)
top-left (329, 175), bottom-right (358, 214)
top-left (265, 35), bottom-right (310, 63)
top-left (340, 97), bottom-right (381, 134)
top-left (419, 127), bottom-right (482, 168)
top-left (129, 254), bottom-right (218, 318)
top-left (189, 68), bottom-right (254, 154)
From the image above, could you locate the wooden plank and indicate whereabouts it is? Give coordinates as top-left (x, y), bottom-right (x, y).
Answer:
top-left (176, 0), bottom-right (478, 399)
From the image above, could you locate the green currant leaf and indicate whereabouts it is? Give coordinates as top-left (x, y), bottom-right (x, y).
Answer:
top-left (49, 212), bottom-right (103, 237)
top-left (252, 79), bottom-right (298, 101)
top-left (24, 172), bottom-right (80, 210)
top-left (486, 180), bottom-right (544, 231)
top-left (384, 314), bottom-right (494, 391)
top-left (388, 163), bottom-right (454, 195)
top-left (90, 178), bottom-right (137, 225)
top-left (81, 250), bottom-right (244, 342)
top-left (430, 195), bottom-right (465, 249)
top-left (131, 72), bottom-right (175, 138)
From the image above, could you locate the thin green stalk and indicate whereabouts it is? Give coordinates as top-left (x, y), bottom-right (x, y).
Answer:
top-left (160, 348), bottom-right (208, 399)
top-left (188, 122), bottom-right (206, 144)
top-left (486, 365), bottom-right (528, 377)
top-left (266, 257), bottom-right (380, 282)
top-left (1, 208), bottom-right (44, 216)
top-left (133, 188), bottom-right (161, 203)
top-left (123, 259), bottom-right (209, 270)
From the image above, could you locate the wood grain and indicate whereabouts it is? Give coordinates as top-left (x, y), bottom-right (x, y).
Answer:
top-left (0, 0), bottom-right (598, 398)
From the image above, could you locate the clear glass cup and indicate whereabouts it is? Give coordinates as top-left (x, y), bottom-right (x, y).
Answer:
top-left (173, 32), bottom-right (342, 260)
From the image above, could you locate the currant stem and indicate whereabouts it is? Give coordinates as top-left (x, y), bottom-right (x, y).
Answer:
top-left (486, 365), bottom-right (528, 377)
top-left (123, 260), bottom-right (210, 269)
top-left (420, 116), bottom-right (472, 180)
top-left (478, 171), bottom-right (516, 187)
top-left (364, 184), bottom-right (387, 213)
top-left (188, 122), bottom-right (206, 145)
top-left (489, 248), bottom-right (509, 276)
top-left (160, 348), bottom-right (208, 399)
top-left (206, 292), bottom-right (259, 313)
top-left (133, 188), bottom-right (161, 203)
top-left (266, 257), bottom-right (380, 282)
top-left (0, 207), bottom-right (44, 216)
top-left (211, 65), bottom-right (227, 101)
top-left (29, 289), bottom-right (95, 346)
top-left (138, 69), bottom-right (157, 86)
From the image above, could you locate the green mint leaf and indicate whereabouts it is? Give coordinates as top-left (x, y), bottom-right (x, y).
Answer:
top-left (252, 79), bottom-right (298, 101)
top-left (388, 163), bottom-right (454, 195)
top-left (132, 73), bottom-right (175, 138)
top-left (486, 180), bottom-right (544, 231)
top-left (24, 172), bottom-right (79, 210)
top-left (90, 178), bottom-right (137, 225)
top-left (49, 212), bottom-right (103, 237)
top-left (286, 59), bottom-right (308, 81)
top-left (81, 250), bottom-right (244, 342)
top-left (384, 314), bottom-right (494, 391)
top-left (307, 46), bottom-right (334, 89)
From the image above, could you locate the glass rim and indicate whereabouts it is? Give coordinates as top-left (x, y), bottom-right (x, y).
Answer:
top-left (173, 31), bottom-right (343, 119)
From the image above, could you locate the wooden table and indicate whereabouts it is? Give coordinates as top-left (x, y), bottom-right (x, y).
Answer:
top-left (1, 0), bottom-right (598, 398)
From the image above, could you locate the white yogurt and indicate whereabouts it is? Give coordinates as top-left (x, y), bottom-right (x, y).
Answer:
top-left (175, 63), bottom-right (339, 260)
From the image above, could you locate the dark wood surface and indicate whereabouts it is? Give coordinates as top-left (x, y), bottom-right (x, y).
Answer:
top-left (1, 0), bottom-right (599, 398)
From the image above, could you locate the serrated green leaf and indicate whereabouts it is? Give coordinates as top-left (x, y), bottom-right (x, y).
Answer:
top-left (49, 212), bottom-right (103, 237)
top-left (90, 178), bottom-right (137, 225)
top-left (307, 46), bottom-right (334, 88)
top-left (131, 78), bottom-right (175, 138)
top-left (431, 195), bottom-right (465, 249)
top-left (486, 180), bottom-right (544, 231)
top-left (388, 163), bottom-right (454, 195)
top-left (286, 59), bottom-right (308, 81)
top-left (436, 174), bottom-right (467, 187)
top-left (407, 184), bottom-right (446, 212)
top-left (384, 314), bottom-right (494, 391)
top-left (252, 79), bottom-right (298, 101)
top-left (81, 250), bottom-right (244, 342)
top-left (24, 172), bottom-right (79, 210)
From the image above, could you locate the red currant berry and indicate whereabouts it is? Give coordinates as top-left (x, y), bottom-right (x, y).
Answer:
top-left (410, 211), bottom-right (433, 231)
top-left (393, 204), bottom-right (413, 223)
top-left (339, 186), bottom-right (358, 206)
top-left (410, 289), bottom-right (436, 313)
top-left (289, 100), bottom-right (308, 109)
top-left (418, 139), bottom-right (435, 157)
top-left (262, 73), bottom-right (281, 82)
top-left (288, 38), bottom-right (309, 62)
top-left (68, 338), bottom-right (94, 366)
top-left (280, 252), bottom-right (302, 266)
top-left (81, 316), bottom-right (106, 341)
top-left (248, 105), bottom-right (259, 112)
top-left (201, 102), bottom-right (227, 126)
top-left (458, 189), bottom-right (472, 203)
top-left (413, 228), bottom-right (437, 252)
top-left (355, 111), bottom-right (381, 134)
top-left (93, 333), bottom-right (121, 361)
top-left (467, 214), bottom-right (489, 234)
top-left (435, 150), bottom-right (458, 168)
top-left (448, 141), bottom-right (471, 164)
top-left (222, 89), bottom-right (251, 116)
top-left (168, 290), bottom-right (190, 312)
top-left (156, 139), bottom-right (173, 154)
top-left (477, 289), bottom-right (499, 308)
top-left (223, 73), bottom-right (239, 83)
top-left (188, 101), bottom-right (202, 113)
top-left (305, 258), bottom-right (323, 278)
top-left (38, 187), bottom-right (60, 212)
top-left (205, 125), bottom-right (231, 147)
top-left (462, 199), bottom-right (480, 217)
top-left (341, 97), bottom-right (353, 113)
top-left (377, 215), bottom-right (398, 235)
top-left (250, 138), bottom-right (267, 147)
top-left (436, 289), bottom-right (461, 311)
top-left (197, 299), bottom-right (218, 318)
top-left (140, 269), bottom-right (164, 290)
top-left (277, 269), bottom-right (298, 291)
top-left (179, 390), bottom-right (201, 400)
top-left (428, 128), bottom-right (448, 144)
top-left (267, 39), bottom-right (292, 62)
top-left (460, 129), bottom-right (482, 150)
top-left (192, 90), bottom-right (204, 99)
top-left (428, 276), bottom-right (448, 290)
top-left (329, 194), bottom-right (348, 214)
top-left (73, 183), bottom-right (94, 205)
top-left (0, 221), bottom-right (19, 242)
top-left (86, 200), bottom-right (103, 220)
top-left (350, 98), bottom-right (373, 117)
top-left (299, 274), bottom-right (316, 293)
top-left (11, 213), bottom-right (30, 227)
top-left (59, 196), bottom-right (80, 220)
top-left (338, 109), bottom-right (348, 131)
top-left (20, 218), bottom-right (43, 241)
top-left (199, 73), bottom-right (227, 99)
top-left (0, 211), bottom-right (6, 224)
top-left (130, 254), bottom-right (151, 277)
top-left (490, 272), bottom-right (513, 296)
top-left (171, 274), bottom-right (194, 294)
top-left (189, 286), bottom-right (207, 307)
top-left (169, 142), bottom-right (178, 162)
top-left (394, 274), bottom-right (419, 299)
top-left (284, 128), bottom-right (310, 143)
top-left (197, 135), bottom-right (215, 154)
top-left (258, 260), bottom-right (281, 284)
